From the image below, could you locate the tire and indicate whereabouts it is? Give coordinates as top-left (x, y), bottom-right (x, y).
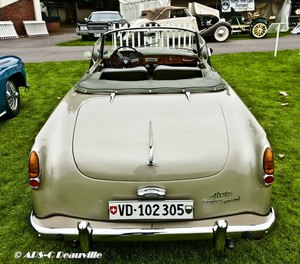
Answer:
top-left (250, 22), bottom-right (268, 38)
top-left (213, 25), bottom-right (230, 42)
top-left (81, 35), bottom-right (89, 41)
top-left (5, 79), bottom-right (20, 118)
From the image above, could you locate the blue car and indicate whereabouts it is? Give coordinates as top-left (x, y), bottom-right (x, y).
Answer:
top-left (0, 56), bottom-right (28, 119)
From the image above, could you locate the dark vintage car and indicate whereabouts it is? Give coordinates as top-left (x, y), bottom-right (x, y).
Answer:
top-left (191, 3), bottom-right (232, 42)
top-left (128, 5), bottom-right (231, 42)
top-left (0, 56), bottom-right (28, 119)
top-left (29, 26), bottom-right (275, 252)
top-left (190, 2), bottom-right (269, 40)
top-left (76, 11), bottom-right (128, 40)
top-left (227, 8), bottom-right (269, 38)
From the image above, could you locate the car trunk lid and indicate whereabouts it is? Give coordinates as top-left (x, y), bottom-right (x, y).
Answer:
top-left (73, 93), bottom-right (229, 181)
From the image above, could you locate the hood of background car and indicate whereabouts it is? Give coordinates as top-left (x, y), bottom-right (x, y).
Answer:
top-left (73, 93), bottom-right (229, 181)
top-left (130, 18), bottom-right (153, 27)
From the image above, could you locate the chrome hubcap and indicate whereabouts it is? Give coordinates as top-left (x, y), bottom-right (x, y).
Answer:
top-left (6, 81), bottom-right (19, 111)
top-left (215, 26), bottom-right (229, 41)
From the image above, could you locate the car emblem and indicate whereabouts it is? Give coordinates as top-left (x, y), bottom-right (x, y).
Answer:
top-left (185, 205), bottom-right (193, 214)
top-left (109, 205), bottom-right (118, 215)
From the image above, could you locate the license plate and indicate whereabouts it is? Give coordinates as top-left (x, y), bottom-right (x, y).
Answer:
top-left (109, 200), bottom-right (193, 220)
top-left (94, 33), bottom-right (102, 37)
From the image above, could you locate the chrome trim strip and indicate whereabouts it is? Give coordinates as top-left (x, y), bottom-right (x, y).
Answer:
top-left (0, 111), bottom-right (6, 118)
top-left (147, 120), bottom-right (155, 166)
top-left (110, 92), bottom-right (116, 103)
top-left (137, 186), bottom-right (166, 198)
top-left (184, 90), bottom-right (191, 102)
top-left (30, 208), bottom-right (275, 240)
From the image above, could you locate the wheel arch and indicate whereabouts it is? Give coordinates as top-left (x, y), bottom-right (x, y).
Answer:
top-left (7, 72), bottom-right (27, 88)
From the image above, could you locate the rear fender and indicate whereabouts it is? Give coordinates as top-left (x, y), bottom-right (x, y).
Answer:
top-left (200, 22), bottom-right (231, 39)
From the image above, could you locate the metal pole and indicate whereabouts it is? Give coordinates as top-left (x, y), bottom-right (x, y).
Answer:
top-left (274, 24), bottom-right (281, 57)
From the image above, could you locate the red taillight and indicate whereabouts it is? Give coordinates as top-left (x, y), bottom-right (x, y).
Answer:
top-left (29, 151), bottom-right (40, 189)
top-left (29, 178), bottom-right (40, 189)
top-left (264, 175), bottom-right (274, 185)
top-left (263, 147), bottom-right (274, 185)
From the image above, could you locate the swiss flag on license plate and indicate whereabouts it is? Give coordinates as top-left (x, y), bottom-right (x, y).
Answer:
top-left (109, 205), bottom-right (118, 215)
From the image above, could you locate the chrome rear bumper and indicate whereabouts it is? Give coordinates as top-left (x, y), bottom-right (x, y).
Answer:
top-left (30, 208), bottom-right (275, 251)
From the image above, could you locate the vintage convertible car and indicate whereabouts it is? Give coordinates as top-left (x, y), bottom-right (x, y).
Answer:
top-left (127, 5), bottom-right (231, 42)
top-left (0, 56), bottom-right (28, 119)
top-left (29, 26), bottom-right (275, 252)
top-left (128, 6), bottom-right (199, 31)
top-left (227, 8), bottom-right (270, 38)
top-left (189, 2), bottom-right (232, 42)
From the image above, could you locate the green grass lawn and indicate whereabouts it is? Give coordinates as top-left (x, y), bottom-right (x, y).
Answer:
top-left (56, 38), bottom-right (95, 46)
top-left (0, 50), bottom-right (299, 263)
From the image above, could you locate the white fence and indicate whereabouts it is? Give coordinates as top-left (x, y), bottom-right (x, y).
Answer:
top-left (0, 21), bottom-right (18, 39)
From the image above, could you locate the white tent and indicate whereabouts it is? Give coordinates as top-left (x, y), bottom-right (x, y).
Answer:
top-left (255, 0), bottom-right (291, 31)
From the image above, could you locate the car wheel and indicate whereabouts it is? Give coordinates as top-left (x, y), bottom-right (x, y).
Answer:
top-left (214, 26), bottom-right (230, 42)
top-left (5, 79), bottom-right (20, 118)
top-left (250, 22), bottom-right (268, 38)
top-left (81, 35), bottom-right (88, 41)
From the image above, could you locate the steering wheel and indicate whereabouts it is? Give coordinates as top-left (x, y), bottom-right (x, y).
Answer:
top-left (110, 46), bottom-right (143, 68)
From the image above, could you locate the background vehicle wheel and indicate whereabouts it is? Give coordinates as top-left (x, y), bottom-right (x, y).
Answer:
top-left (5, 79), bottom-right (20, 118)
top-left (214, 26), bottom-right (230, 42)
top-left (250, 22), bottom-right (268, 38)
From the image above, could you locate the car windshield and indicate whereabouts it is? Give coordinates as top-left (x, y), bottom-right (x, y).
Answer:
top-left (103, 27), bottom-right (201, 54)
top-left (90, 13), bottom-right (121, 22)
top-left (76, 27), bottom-right (226, 94)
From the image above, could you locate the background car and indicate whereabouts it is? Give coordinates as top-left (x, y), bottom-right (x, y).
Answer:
top-left (0, 56), bottom-right (28, 119)
top-left (76, 11), bottom-right (128, 40)
top-left (227, 8), bottom-right (269, 38)
top-left (29, 26), bottom-right (275, 252)
top-left (128, 6), bottom-right (199, 32)
top-left (190, 2), bottom-right (232, 42)
top-left (128, 5), bottom-right (231, 42)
